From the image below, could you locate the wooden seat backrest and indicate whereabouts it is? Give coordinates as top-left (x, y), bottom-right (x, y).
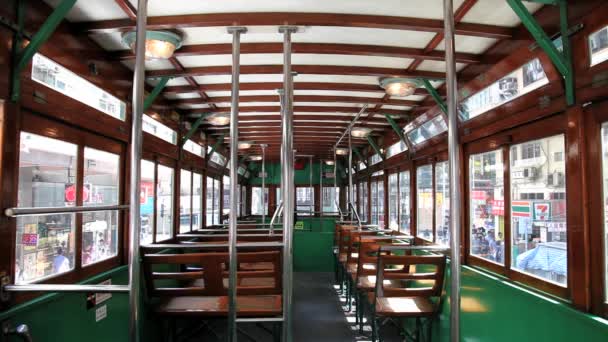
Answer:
top-left (376, 254), bottom-right (446, 298)
top-left (337, 225), bottom-right (356, 257)
top-left (346, 231), bottom-right (379, 265)
top-left (356, 238), bottom-right (395, 278)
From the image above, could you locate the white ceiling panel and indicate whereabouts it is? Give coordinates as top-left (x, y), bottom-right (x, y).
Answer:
top-left (164, 93), bottom-right (201, 100)
top-left (215, 102), bottom-right (280, 107)
top-left (176, 54), bottom-right (412, 68)
top-left (380, 105), bottom-right (412, 111)
top-left (461, 1), bottom-right (543, 27)
top-left (391, 95), bottom-right (427, 102)
top-left (192, 74), bottom-right (284, 84)
top-left (89, 32), bottom-right (125, 51)
top-left (295, 102), bottom-right (365, 108)
top-left (205, 90), bottom-right (282, 97)
top-left (416, 60), bottom-right (467, 73)
top-left (177, 104), bottom-right (211, 109)
top-left (147, 77), bottom-right (190, 87)
top-left (294, 74), bottom-right (380, 85)
top-left (435, 35), bottom-right (498, 54)
top-left (294, 90), bottom-right (385, 98)
top-left (44, 0), bottom-right (128, 22)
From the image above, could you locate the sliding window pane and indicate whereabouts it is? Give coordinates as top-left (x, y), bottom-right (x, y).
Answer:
top-left (377, 180), bottom-right (385, 228)
top-left (510, 135), bottom-right (567, 285)
top-left (399, 171), bottom-right (411, 234)
top-left (388, 174), bottom-right (399, 230)
top-left (192, 173), bottom-right (202, 231)
top-left (206, 177), bottom-right (215, 226)
top-left (361, 181), bottom-right (368, 222)
top-left (601, 122), bottom-right (608, 301)
top-left (223, 176), bottom-right (230, 216)
top-left (140, 160), bottom-right (155, 244)
top-left (213, 178), bottom-right (221, 224)
top-left (179, 169), bottom-right (192, 233)
top-left (296, 187), bottom-right (314, 216)
top-left (82, 147), bottom-right (119, 266)
top-left (371, 182), bottom-right (378, 225)
top-left (322, 187), bottom-right (340, 214)
top-left (251, 187), bottom-right (269, 215)
top-left (469, 150), bottom-right (505, 264)
top-left (156, 165), bottom-right (174, 241)
top-left (416, 165), bottom-right (433, 241)
top-left (15, 132), bottom-right (77, 283)
top-left (435, 162), bottom-right (450, 246)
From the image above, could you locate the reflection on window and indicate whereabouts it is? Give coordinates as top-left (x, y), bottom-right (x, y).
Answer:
top-left (601, 122), bottom-right (608, 301)
top-left (192, 173), bottom-right (202, 231)
top-left (156, 165), bottom-right (174, 241)
top-left (183, 139), bottom-right (203, 157)
top-left (222, 176), bottom-right (231, 215)
top-left (435, 162), bottom-right (450, 246)
top-left (359, 181), bottom-right (368, 222)
top-left (206, 177), bottom-right (220, 226)
top-left (590, 26), bottom-right (608, 67)
top-left (470, 150), bottom-right (505, 265)
top-left (179, 170), bottom-right (192, 234)
top-left (387, 141), bottom-right (407, 159)
top-left (459, 59), bottom-right (548, 121)
top-left (388, 173), bottom-right (399, 230)
top-left (416, 165), bottom-right (433, 241)
top-left (15, 132), bottom-right (77, 283)
top-left (140, 160), bottom-right (155, 244)
top-left (370, 180), bottom-right (384, 228)
top-left (370, 154), bottom-right (382, 165)
top-left (31, 54), bottom-right (126, 121)
top-left (510, 135), bottom-right (567, 286)
top-left (296, 187), bottom-right (314, 216)
top-left (322, 187), bottom-right (340, 214)
top-left (82, 147), bottom-right (119, 266)
top-left (251, 187), bottom-right (269, 216)
top-left (406, 116), bottom-right (447, 145)
top-left (143, 115), bottom-right (177, 145)
top-left (399, 171), bottom-right (411, 234)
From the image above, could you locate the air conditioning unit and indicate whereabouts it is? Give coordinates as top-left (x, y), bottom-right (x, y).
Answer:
top-left (522, 167), bottom-right (539, 179)
top-left (547, 172), bottom-right (565, 186)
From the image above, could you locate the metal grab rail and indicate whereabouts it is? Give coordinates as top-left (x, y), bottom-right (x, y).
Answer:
top-left (4, 204), bottom-right (130, 217)
top-left (141, 242), bottom-right (284, 250)
top-left (269, 201), bottom-right (284, 236)
top-left (2, 284), bottom-right (130, 293)
top-left (348, 202), bottom-right (362, 228)
top-left (379, 245), bottom-right (450, 252)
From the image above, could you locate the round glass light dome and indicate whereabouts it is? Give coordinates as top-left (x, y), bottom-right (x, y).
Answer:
top-left (122, 30), bottom-right (183, 59)
top-left (379, 77), bottom-right (421, 97)
top-left (207, 113), bottom-right (230, 126)
top-left (351, 127), bottom-right (372, 138)
top-left (238, 141), bottom-right (254, 149)
top-left (335, 148), bottom-right (349, 155)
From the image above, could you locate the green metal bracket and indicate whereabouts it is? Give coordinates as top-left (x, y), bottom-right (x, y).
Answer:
top-left (367, 136), bottom-right (385, 161)
top-left (352, 148), bottom-right (366, 166)
top-left (180, 114), bottom-right (208, 147)
top-left (143, 77), bottom-right (170, 112)
top-left (384, 114), bottom-right (414, 155)
top-left (207, 133), bottom-right (226, 158)
top-left (11, 0), bottom-right (77, 102)
top-left (508, 0), bottom-right (574, 105)
top-left (420, 78), bottom-right (447, 114)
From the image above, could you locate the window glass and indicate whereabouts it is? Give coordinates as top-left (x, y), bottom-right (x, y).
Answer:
top-left (140, 160), bottom-right (155, 244)
top-left (360, 181), bottom-right (368, 222)
top-left (210, 152), bottom-right (227, 166)
top-left (156, 165), bottom-right (174, 241)
top-left (183, 139), bottom-right (203, 157)
top-left (371, 181), bottom-right (378, 225)
top-left (399, 171), bottom-right (411, 234)
top-left (377, 180), bottom-right (385, 229)
top-left (435, 162), bottom-right (450, 246)
top-left (31, 54), bottom-right (126, 121)
top-left (601, 122), bottom-right (608, 301)
top-left (251, 187), bottom-right (269, 215)
top-left (143, 114), bottom-right (177, 145)
top-left (179, 170), bottom-right (192, 234)
top-left (322, 187), bottom-right (340, 214)
top-left (406, 116), bottom-right (447, 145)
top-left (223, 176), bottom-right (231, 215)
top-left (470, 150), bottom-right (505, 265)
top-left (510, 135), bottom-right (567, 285)
top-left (82, 147), bottom-right (119, 266)
top-left (416, 165), bottom-right (433, 240)
top-left (206, 177), bottom-right (215, 226)
top-left (387, 141), bottom-right (407, 158)
top-left (388, 173), bottom-right (399, 230)
top-left (460, 59), bottom-right (548, 121)
top-left (213, 178), bottom-right (221, 224)
top-left (15, 132), bottom-right (77, 283)
top-left (590, 26), bottom-right (608, 67)
top-left (192, 173), bottom-right (202, 231)
top-left (370, 154), bottom-right (382, 165)
top-left (296, 187), bottom-right (314, 216)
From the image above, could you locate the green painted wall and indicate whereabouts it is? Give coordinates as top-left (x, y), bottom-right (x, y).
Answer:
top-left (248, 162), bottom-right (346, 186)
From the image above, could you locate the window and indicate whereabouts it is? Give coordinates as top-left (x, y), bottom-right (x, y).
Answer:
top-left (359, 181), bottom-right (368, 222)
top-left (459, 58), bottom-right (548, 121)
top-left (387, 141), bottom-right (407, 159)
top-left (435, 161), bottom-right (450, 246)
top-left (521, 142), bottom-right (541, 160)
top-left (371, 181), bottom-right (378, 225)
top-left (183, 139), bottom-right (203, 157)
top-left (388, 173), bottom-right (399, 230)
top-left (240, 185), bottom-right (247, 216)
top-left (416, 165), bottom-right (433, 241)
top-left (140, 160), bottom-right (155, 244)
top-left (590, 26), bottom-right (608, 67)
top-left (399, 171), bottom-right (411, 234)
top-left (143, 115), bottom-right (177, 145)
top-left (296, 187), bottom-right (314, 216)
top-left (15, 132), bottom-right (77, 283)
top-left (510, 135), bottom-right (567, 286)
top-left (209, 151), bottom-right (227, 166)
top-left (370, 154), bottom-right (382, 165)
top-left (206, 177), bottom-right (220, 226)
top-left (82, 147), bottom-right (119, 266)
top-left (223, 176), bottom-right (230, 215)
top-left (370, 180), bottom-right (384, 228)
top-left (192, 173), bottom-right (202, 231)
top-left (156, 165), bottom-right (174, 241)
top-left (322, 187), bottom-right (340, 214)
top-left (469, 149), bottom-right (505, 265)
top-left (251, 187), bottom-right (269, 215)
top-left (406, 115), bottom-right (447, 145)
top-left (359, 161), bottom-right (367, 170)
top-left (601, 122), bottom-right (608, 301)
top-left (31, 54), bottom-right (126, 121)
top-left (179, 170), bottom-right (192, 234)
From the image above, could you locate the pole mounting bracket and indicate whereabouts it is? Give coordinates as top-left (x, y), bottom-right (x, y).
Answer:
top-left (367, 136), bottom-right (385, 161)
top-left (420, 78), bottom-right (448, 116)
top-left (143, 76), bottom-right (171, 112)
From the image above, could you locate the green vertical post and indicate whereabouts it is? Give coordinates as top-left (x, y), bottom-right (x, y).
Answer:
top-left (143, 76), bottom-right (170, 112)
top-left (367, 136), bottom-right (385, 161)
top-left (421, 78), bottom-right (447, 114)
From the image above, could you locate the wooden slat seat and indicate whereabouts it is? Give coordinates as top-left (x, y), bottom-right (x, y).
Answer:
top-left (156, 295), bottom-right (282, 317)
top-left (356, 276), bottom-right (406, 291)
top-left (375, 297), bottom-right (435, 318)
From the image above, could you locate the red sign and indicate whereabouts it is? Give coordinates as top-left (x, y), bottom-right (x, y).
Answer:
top-left (471, 190), bottom-right (487, 201)
top-left (21, 233), bottom-right (38, 246)
top-left (491, 200), bottom-right (505, 216)
top-left (64, 184), bottom-right (90, 203)
top-left (140, 181), bottom-right (154, 204)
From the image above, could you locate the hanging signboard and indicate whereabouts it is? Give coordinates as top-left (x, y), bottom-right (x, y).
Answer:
top-left (511, 201), bottom-right (531, 218)
top-left (533, 202), bottom-right (551, 221)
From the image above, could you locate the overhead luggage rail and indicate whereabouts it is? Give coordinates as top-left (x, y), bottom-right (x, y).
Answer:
top-left (4, 204), bottom-right (130, 217)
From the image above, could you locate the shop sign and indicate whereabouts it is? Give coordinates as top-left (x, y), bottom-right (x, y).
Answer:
top-left (511, 201), bottom-right (531, 217)
top-left (21, 233), bottom-right (38, 246)
top-left (295, 221), bottom-right (304, 230)
top-left (491, 200), bottom-right (504, 216)
top-left (547, 222), bottom-right (567, 232)
top-left (533, 202), bottom-right (551, 221)
top-left (471, 190), bottom-right (486, 200)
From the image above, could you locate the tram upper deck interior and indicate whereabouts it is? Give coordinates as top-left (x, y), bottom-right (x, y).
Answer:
top-left (1, 0), bottom-right (608, 341)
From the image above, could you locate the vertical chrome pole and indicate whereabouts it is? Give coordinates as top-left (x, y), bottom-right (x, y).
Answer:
top-left (128, 1), bottom-right (147, 341)
top-left (444, 0), bottom-right (461, 341)
top-left (261, 143), bottom-right (267, 225)
top-left (279, 25), bottom-right (297, 342)
top-left (227, 26), bottom-right (246, 342)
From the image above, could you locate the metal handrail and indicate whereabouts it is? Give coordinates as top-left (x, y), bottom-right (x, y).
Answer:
top-left (3, 284), bottom-right (129, 293)
top-left (379, 245), bottom-right (450, 252)
top-left (4, 204), bottom-right (129, 217)
top-left (269, 202), bottom-right (284, 236)
top-left (348, 202), bottom-right (362, 228)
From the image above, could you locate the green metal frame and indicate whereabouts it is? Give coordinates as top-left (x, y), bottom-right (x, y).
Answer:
top-left (352, 147), bottom-right (366, 167)
top-left (508, 0), bottom-right (575, 105)
top-left (11, 0), bottom-right (77, 102)
top-left (143, 76), bottom-right (170, 112)
top-left (367, 136), bottom-right (385, 161)
top-left (420, 78), bottom-right (447, 114)
top-left (207, 133), bottom-right (226, 158)
top-left (180, 114), bottom-right (208, 147)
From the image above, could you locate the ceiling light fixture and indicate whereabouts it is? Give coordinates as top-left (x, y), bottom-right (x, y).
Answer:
top-left (351, 127), bottom-right (372, 138)
top-left (207, 113), bottom-right (230, 126)
top-left (325, 160), bottom-right (335, 165)
top-left (379, 77), bottom-right (421, 97)
top-left (238, 141), bottom-right (254, 149)
top-left (335, 148), bottom-right (349, 156)
top-left (122, 30), bottom-right (183, 59)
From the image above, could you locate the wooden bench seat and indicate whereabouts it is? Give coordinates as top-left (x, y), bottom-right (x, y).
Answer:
top-left (156, 295), bottom-right (282, 317)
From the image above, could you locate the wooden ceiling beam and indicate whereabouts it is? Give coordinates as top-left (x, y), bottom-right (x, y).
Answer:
top-left (77, 12), bottom-right (514, 40)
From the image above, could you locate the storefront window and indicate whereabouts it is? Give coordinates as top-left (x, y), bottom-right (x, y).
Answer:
top-left (435, 162), bottom-right (450, 246)
top-left (82, 147), bottom-right (119, 266)
top-left (388, 173), bottom-right (399, 230)
top-left (15, 132), bottom-right (77, 283)
top-left (416, 165), bottom-right (433, 241)
top-left (179, 170), bottom-right (192, 233)
top-left (399, 171), bottom-right (411, 234)
top-left (601, 122), bottom-right (608, 301)
top-left (296, 187), bottom-right (314, 216)
top-left (140, 160), bottom-right (155, 244)
top-left (192, 173), bottom-right (202, 231)
top-left (510, 135), bottom-right (567, 285)
top-left (469, 149), bottom-right (505, 265)
top-left (322, 187), bottom-right (340, 214)
top-left (251, 187), bottom-right (269, 215)
top-left (156, 165), bottom-right (174, 241)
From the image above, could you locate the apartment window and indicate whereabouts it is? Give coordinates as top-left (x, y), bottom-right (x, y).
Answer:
top-left (521, 142), bottom-right (541, 160)
top-left (511, 135), bottom-right (567, 286)
top-left (251, 187), bottom-right (269, 215)
top-left (179, 170), bottom-right (192, 234)
top-left (322, 187), bottom-right (340, 214)
top-left (469, 149), bottom-right (505, 265)
top-left (143, 114), bottom-right (177, 145)
top-left (554, 152), bottom-right (564, 162)
top-left (206, 177), bottom-right (220, 226)
top-left (416, 165), bottom-right (433, 241)
top-left (156, 165), bottom-right (174, 241)
top-left (140, 160), bottom-right (155, 244)
top-left (589, 26), bottom-right (608, 67)
top-left (435, 161), bottom-right (450, 246)
top-left (296, 187), bottom-right (314, 216)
